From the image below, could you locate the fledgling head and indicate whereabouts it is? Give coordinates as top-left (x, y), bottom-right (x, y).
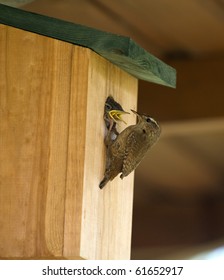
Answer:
top-left (105, 96), bottom-right (129, 125)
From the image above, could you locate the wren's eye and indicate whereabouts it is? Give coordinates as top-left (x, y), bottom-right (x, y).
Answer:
top-left (146, 116), bottom-right (159, 129)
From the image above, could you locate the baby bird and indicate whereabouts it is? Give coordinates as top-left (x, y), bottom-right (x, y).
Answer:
top-left (104, 95), bottom-right (129, 137)
top-left (99, 110), bottom-right (161, 189)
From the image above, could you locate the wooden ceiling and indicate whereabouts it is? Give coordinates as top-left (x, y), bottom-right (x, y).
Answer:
top-left (7, 0), bottom-right (224, 259)
top-left (20, 0), bottom-right (224, 58)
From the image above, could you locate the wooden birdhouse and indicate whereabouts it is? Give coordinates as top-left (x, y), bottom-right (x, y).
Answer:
top-left (0, 4), bottom-right (176, 260)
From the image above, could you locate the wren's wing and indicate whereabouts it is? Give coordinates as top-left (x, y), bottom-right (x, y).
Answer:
top-left (121, 130), bottom-right (148, 178)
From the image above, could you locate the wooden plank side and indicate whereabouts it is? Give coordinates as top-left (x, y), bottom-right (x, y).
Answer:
top-left (80, 51), bottom-right (138, 259)
top-left (44, 38), bottom-right (72, 256)
top-left (0, 25), bottom-right (72, 258)
top-left (62, 47), bottom-right (89, 258)
top-left (0, 24), bottom-right (137, 259)
top-left (0, 3), bottom-right (176, 87)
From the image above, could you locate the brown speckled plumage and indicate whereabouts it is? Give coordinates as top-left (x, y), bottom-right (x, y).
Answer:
top-left (99, 110), bottom-right (161, 189)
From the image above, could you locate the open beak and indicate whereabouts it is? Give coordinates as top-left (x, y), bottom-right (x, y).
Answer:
top-left (108, 109), bottom-right (130, 124)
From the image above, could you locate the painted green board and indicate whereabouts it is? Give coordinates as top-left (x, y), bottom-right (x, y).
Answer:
top-left (0, 4), bottom-right (176, 87)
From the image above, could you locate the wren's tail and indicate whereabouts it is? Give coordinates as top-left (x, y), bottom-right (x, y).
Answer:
top-left (99, 175), bottom-right (110, 189)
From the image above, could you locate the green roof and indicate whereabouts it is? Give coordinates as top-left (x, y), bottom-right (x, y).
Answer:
top-left (0, 4), bottom-right (176, 87)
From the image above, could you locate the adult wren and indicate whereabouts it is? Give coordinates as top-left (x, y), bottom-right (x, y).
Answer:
top-left (99, 109), bottom-right (161, 189)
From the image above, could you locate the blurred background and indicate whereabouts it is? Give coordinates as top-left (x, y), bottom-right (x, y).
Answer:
top-left (3, 0), bottom-right (224, 259)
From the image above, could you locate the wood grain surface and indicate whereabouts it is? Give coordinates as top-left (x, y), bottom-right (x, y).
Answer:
top-left (0, 24), bottom-right (137, 259)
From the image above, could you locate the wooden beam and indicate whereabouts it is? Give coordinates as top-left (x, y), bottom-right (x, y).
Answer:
top-left (138, 56), bottom-right (224, 121)
top-left (0, 3), bottom-right (176, 88)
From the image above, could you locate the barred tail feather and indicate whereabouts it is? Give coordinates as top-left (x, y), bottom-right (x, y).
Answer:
top-left (99, 175), bottom-right (110, 189)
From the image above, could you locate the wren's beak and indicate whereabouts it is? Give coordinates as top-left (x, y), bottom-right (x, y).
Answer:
top-left (108, 110), bottom-right (130, 124)
top-left (131, 109), bottom-right (143, 121)
top-left (131, 109), bottom-right (141, 116)
top-left (131, 109), bottom-right (139, 115)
